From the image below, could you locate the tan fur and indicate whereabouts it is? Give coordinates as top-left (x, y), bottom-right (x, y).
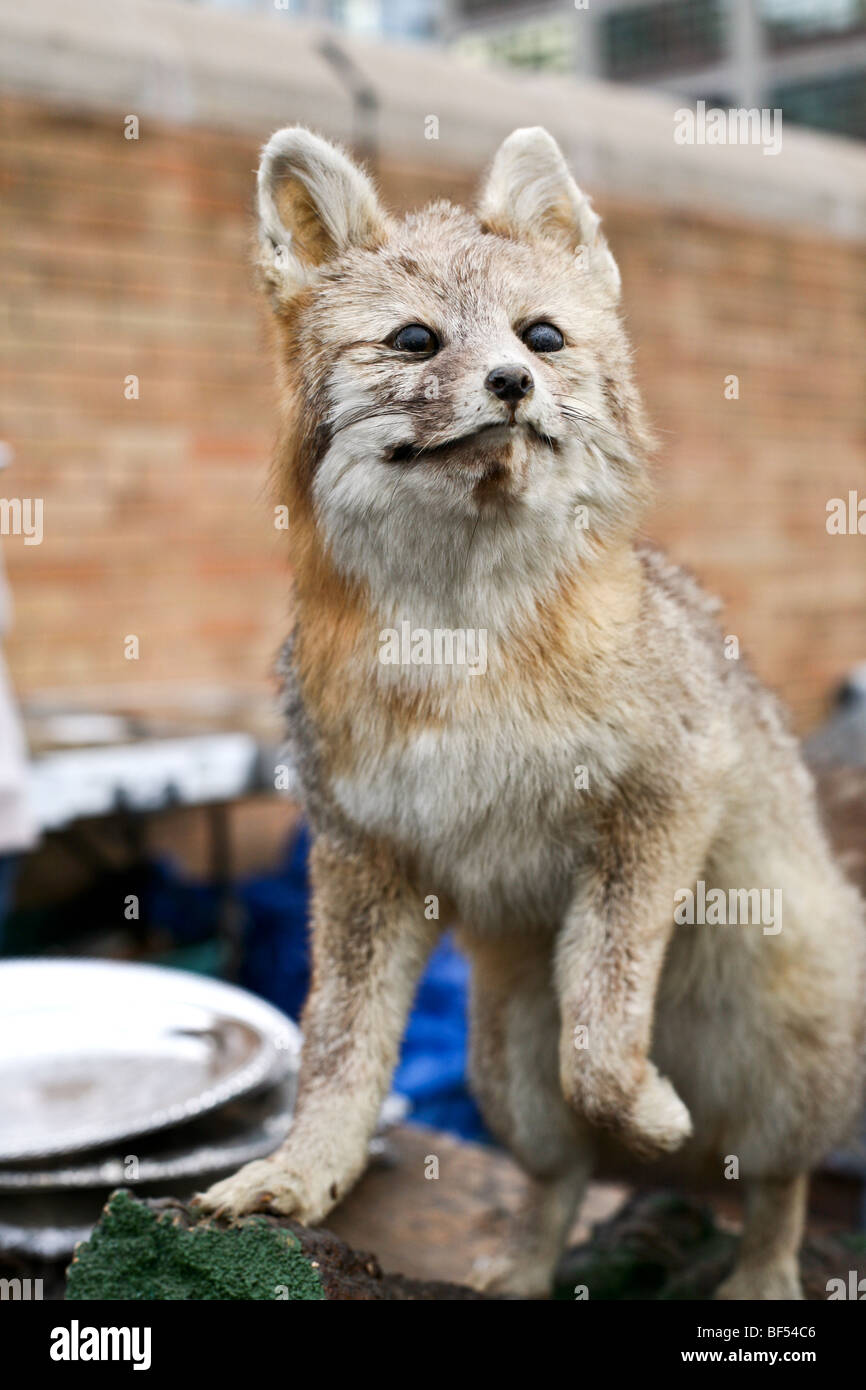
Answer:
top-left (198, 126), bottom-right (866, 1300)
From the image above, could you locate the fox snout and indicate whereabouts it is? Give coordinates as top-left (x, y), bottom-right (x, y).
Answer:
top-left (484, 364), bottom-right (534, 406)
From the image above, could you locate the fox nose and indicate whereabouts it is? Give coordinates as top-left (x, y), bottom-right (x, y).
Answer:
top-left (484, 364), bottom-right (534, 405)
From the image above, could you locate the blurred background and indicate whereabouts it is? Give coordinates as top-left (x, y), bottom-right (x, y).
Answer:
top-left (0, 0), bottom-right (865, 1268)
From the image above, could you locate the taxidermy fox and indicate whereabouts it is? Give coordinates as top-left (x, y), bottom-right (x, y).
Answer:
top-left (199, 125), bottom-right (865, 1299)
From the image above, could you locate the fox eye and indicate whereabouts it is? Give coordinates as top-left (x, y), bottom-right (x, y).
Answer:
top-left (523, 322), bottom-right (564, 353)
top-left (391, 324), bottom-right (438, 354)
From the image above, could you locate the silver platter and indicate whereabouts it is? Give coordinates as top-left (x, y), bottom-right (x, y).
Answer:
top-left (0, 958), bottom-right (301, 1162)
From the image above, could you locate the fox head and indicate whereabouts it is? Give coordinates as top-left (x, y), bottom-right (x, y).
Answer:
top-left (258, 125), bottom-right (653, 626)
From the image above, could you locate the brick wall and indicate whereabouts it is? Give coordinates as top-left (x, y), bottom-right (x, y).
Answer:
top-left (2, 94), bottom-right (864, 733)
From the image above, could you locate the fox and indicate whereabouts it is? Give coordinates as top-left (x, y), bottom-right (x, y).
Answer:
top-left (197, 124), bottom-right (866, 1299)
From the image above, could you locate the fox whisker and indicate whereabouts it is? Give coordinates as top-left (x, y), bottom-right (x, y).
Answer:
top-left (328, 405), bottom-right (404, 437)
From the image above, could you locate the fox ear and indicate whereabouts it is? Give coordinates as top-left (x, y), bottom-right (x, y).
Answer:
top-left (257, 127), bottom-right (389, 299)
top-left (479, 127), bottom-right (620, 300)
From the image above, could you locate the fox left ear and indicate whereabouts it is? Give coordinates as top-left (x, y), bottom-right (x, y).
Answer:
top-left (257, 126), bottom-right (390, 301)
top-left (479, 127), bottom-right (620, 300)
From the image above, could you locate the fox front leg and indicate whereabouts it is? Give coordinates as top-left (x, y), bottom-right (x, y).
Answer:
top-left (197, 836), bottom-right (438, 1222)
top-left (555, 806), bottom-right (710, 1158)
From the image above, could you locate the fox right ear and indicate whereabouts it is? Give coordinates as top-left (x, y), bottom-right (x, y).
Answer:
top-left (479, 127), bottom-right (620, 300)
top-left (257, 127), bottom-right (389, 301)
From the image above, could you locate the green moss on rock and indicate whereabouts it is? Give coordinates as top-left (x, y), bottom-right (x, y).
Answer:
top-left (66, 1191), bottom-right (325, 1301)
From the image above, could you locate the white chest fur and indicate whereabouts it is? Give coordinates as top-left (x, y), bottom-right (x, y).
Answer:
top-left (330, 694), bottom-right (627, 931)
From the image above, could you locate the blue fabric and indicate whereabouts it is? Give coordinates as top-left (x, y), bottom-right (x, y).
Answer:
top-left (0, 853), bottom-right (19, 950)
top-left (394, 931), bottom-right (488, 1140)
top-left (237, 825), bottom-right (313, 1024)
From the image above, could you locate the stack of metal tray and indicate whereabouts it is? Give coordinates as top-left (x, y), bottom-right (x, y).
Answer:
top-left (0, 957), bottom-right (302, 1257)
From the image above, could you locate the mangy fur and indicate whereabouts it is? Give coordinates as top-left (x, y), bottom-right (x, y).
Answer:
top-left (199, 126), bottom-right (865, 1300)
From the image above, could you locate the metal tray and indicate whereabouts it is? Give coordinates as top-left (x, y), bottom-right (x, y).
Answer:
top-left (0, 1078), bottom-right (296, 1190)
top-left (0, 958), bottom-right (301, 1162)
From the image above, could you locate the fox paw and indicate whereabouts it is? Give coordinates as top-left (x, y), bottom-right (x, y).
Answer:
top-left (716, 1264), bottom-right (803, 1301)
top-left (621, 1063), bottom-right (693, 1158)
top-left (563, 1056), bottom-right (692, 1159)
top-left (467, 1252), bottom-right (554, 1300)
top-left (193, 1156), bottom-right (340, 1226)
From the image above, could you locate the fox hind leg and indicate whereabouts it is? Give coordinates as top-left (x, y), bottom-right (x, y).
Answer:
top-left (715, 1174), bottom-right (807, 1300)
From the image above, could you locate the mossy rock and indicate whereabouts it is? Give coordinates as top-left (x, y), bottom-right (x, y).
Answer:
top-left (65, 1190), bottom-right (488, 1301)
top-left (66, 1190), bottom-right (324, 1301)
